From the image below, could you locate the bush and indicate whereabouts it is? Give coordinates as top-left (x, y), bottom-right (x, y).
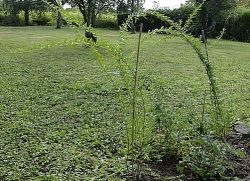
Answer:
top-left (32, 15), bottom-right (51, 26)
top-left (117, 13), bottom-right (169, 32)
top-left (117, 13), bottom-right (130, 26)
top-left (155, 6), bottom-right (250, 42)
top-left (95, 19), bottom-right (118, 29)
top-left (178, 138), bottom-right (236, 180)
top-left (0, 14), bottom-right (7, 25)
top-left (96, 13), bottom-right (118, 29)
top-left (63, 8), bottom-right (83, 26)
top-left (157, 5), bottom-right (195, 26)
top-left (0, 11), bottom-right (52, 26)
top-left (117, 5), bottom-right (194, 32)
top-left (0, 12), bottom-right (24, 26)
top-left (224, 9), bottom-right (250, 42)
top-left (136, 13), bottom-right (169, 32)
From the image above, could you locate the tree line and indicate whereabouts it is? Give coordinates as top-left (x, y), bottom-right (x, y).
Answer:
top-left (0, 0), bottom-right (145, 27)
top-left (1, 0), bottom-right (250, 41)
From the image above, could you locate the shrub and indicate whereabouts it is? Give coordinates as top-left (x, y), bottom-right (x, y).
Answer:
top-left (95, 19), bottom-right (118, 29)
top-left (157, 5), bottom-right (195, 26)
top-left (63, 8), bottom-right (83, 26)
top-left (117, 13), bottom-right (130, 26)
top-left (178, 138), bottom-right (236, 180)
top-left (224, 9), bottom-right (250, 42)
top-left (117, 13), bottom-right (169, 32)
top-left (95, 13), bottom-right (118, 29)
top-left (117, 5), bottom-right (194, 32)
top-left (0, 11), bottom-right (22, 26)
top-left (0, 14), bottom-right (24, 26)
top-left (0, 13), bottom-right (7, 25)
top-left (32, 15), bottom-right (51, 26)
top-left (135, 13), bottom-right (169, 32)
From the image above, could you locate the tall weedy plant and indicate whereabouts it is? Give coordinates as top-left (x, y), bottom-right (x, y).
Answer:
top-left (131, 23), bottom-right (143, 174)
top-left (153, 2), bottom-right (226, 138)
top-left (66, 2), bottom-right (234, 178)
top-left (73, 18), bottom-right (155, 179)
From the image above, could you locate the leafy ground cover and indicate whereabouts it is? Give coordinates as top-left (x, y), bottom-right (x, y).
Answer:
top-left (0, 26), bottom-right (250, 180)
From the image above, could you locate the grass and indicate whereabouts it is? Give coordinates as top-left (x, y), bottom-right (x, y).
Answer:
top-left (0, 26), bottom-right (250, 180)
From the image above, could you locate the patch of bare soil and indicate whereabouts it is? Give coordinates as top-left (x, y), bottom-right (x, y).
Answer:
top-left (144, 131), bottom-right (250, 181)
top-left (227, 134), bottom-right (250, 181)
top-left (146, 157), bottom-right (181, 180)
top-left (0, 32), bottom-right (12, 35)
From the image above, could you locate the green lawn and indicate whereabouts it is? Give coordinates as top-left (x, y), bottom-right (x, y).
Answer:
top-left (0, 26), bottom-right (249, 180)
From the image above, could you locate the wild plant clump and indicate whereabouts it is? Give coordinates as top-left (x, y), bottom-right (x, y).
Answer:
top-left (65, 3), bottom-right (243, 180)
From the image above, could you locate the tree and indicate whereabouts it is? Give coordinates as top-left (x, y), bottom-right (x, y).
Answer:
top-left (67, 0), bottom-right (117, 26)
top-left (2, 0), bottom-right (19, 25)
top-left (117, 0), bottom-right (129, 14)
top-left (2, 0), bottom-right (48, 26)
top-left (117, 0), bottom-right (144, 14)
top-left (237, 0), bottom-right (250, 7)
top-left (24, 0), bottom-right (29, 25)
top-left (0, 0), bottom-right (9, 11)
top-left (21, 0), bottom-right (48, 25)
top-left (119, 0), bottom-right (144, 33)
top-left (46, 0), bottom-right (64, 28)
top-left (187, 0), bottom-right (237, 37)
top-left (127, 0), bottom-right (144, 12)
top-left (152, 0), bottom-right (160, 10)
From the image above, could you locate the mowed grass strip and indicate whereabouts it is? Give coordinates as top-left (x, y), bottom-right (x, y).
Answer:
top-left (0, 26), bottom-right (249, 180)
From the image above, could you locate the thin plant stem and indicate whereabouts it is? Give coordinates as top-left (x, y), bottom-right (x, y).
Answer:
top-left (131, 23), bottom-right (143, 176)
top-left (201, 30), bottom-right (224, 138)
top-left (139, 86), bottom-right (146, 143)
top-left (201, 90), bottom-right (206, 134)
top-left (202, 30), bottom-right (209, 60)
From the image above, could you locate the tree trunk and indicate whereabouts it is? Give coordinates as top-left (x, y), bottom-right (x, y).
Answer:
top-left (137, 0), bottom-right (140, 12)
top-left (208, 18), bottom-right (217, 36)
top-left (200, 5), bottom-right (208, 41)
top-left (78, 0), bottom-right (96, 27)
top-left (24, 9), bottom-right (29, 26)
top-left (86, 0), bottom-right (91, 26)
top-left (78, 6), bottom-right (88, 25)
top-left (24, 0), bottom-right (29, 26)
top-left (91, 0), bottom-right (96, 27)
top-left (10, 0), bottom-right (18, 25)
top-left (91, 12), bottom-right (96, 27)
top-left (87, 12), bottom-right (91, 26)
top-left (3, 0), bottom-right (6, 9)
top-left (131, 0), bottom-right (135, 13)
top-left (11, 10), bottom-right (18, 26)
top-left (56, 11), bottom-right (62, 29)
top-left (130, 0), bottom-right (136, 33)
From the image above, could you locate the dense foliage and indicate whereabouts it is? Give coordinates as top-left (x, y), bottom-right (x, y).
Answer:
top-left (0, 0), bottom-right (49, 25)
top-left (223, 8), bottom-right (250, 42)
